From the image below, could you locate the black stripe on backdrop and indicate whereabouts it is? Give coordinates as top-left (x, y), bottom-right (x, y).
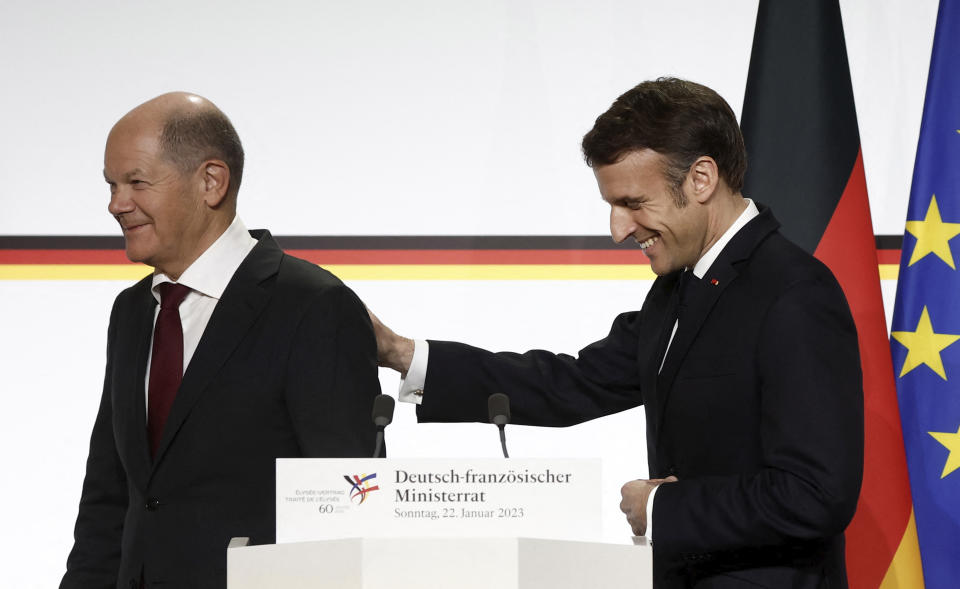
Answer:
top-left (0, 235), bottom-right (905, 251)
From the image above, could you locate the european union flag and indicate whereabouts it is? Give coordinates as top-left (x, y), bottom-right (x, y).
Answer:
top-left (890, 1), bottom-right (960, 586)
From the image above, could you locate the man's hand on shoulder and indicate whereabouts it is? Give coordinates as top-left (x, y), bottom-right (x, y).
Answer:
top-left (366, 307), bottom-right (415, 376)
top-left (620, 476), bottom-right (678, 536)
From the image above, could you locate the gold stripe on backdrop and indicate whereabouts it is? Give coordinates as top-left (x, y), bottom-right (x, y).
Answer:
top-left (0, 264), bottom-right (900, 282)
top-left (0, 264), bottom-right (153, 281)
top-left (878, 265), bottom-right (899, 280)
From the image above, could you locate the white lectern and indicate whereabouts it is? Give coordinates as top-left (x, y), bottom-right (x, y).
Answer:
top-left (227, 536), bottom-right (651, 589)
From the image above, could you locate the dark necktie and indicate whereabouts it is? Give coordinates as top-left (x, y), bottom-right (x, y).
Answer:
top-left (147, 282), bottom-right (191, 459)
top-left (676, 269), bottom-right (696, 323)
top-left (657, 270), bottom-right (695, 370)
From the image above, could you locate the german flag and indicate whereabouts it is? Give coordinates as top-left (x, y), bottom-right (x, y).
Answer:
top-left (741, 1), bottom-right (922, 587)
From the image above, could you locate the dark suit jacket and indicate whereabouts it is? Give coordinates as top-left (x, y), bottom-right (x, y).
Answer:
top-left (61, 231), bottom-right (381, 589)
top-left (418, 207), bottom-right (863, 588)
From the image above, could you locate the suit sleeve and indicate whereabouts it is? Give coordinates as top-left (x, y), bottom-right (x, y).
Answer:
top-left (61, 300), bottom-right (128, 589)
top-left (418, 310), bottom-right (646, 427)
top-left (285, 284), bottom-right (380, 457)
top-left (651, 277), bottom-right (863, 562)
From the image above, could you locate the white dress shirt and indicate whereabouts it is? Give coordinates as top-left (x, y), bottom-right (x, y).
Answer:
top-left (144, 216), bottom-right (258, 418)
top-left (397, 199), bottom-right (760, 538)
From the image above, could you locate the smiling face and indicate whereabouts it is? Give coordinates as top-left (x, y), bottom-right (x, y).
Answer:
top-left (104, 117), bottom-right (208, 278)
top-left (595, 149), bottom-right (711, 276)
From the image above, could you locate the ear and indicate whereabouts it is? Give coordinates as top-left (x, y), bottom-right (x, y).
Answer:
top-left (686, 156), bottom-right (719, 204)
top-left (199, 159), bottom-right (230, 208)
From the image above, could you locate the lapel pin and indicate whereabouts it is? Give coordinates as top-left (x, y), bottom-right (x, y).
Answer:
top-left (710, 278), bottom-right (719, 286)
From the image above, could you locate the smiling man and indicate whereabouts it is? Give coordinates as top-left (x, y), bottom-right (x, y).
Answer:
top-left (372, 78), bottom-right (864, 587)
top-left (61, 93), bottom-right (381, 588)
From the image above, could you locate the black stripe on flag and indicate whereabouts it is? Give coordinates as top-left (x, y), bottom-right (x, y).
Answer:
top-left (741, 0), bottom-right (861, 254)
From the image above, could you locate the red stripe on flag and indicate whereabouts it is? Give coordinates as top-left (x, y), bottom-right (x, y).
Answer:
top-left (814, 150), bottom-right (913, 588)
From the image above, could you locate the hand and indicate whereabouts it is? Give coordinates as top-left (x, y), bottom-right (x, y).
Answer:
top-left (620, 475), bottom-right (678, 536)
top-left (366, 307), bottom-right (415, 375)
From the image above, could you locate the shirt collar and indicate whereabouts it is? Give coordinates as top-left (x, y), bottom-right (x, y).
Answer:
top-left (691, 199), bottom-right (759, 279)
top-left (151, 216), bottom-right (258, 302)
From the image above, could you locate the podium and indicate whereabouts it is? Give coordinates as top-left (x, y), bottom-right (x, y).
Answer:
top-left (227, 536), bottom-right (652, 589)
top-left (236, 457), bottom-right (652, 587)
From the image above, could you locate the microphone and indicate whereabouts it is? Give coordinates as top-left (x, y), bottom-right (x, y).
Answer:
top-left (371, 394), bottom-right (395, 458)
top-left (487, 393), bottom-right (511, 458)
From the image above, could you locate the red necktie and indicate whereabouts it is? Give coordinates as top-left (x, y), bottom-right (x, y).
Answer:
top-left (147, 283), bottom-right (191, 459)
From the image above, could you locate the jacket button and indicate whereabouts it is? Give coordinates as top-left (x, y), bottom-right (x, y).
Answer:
top-left (145, 498), bottom-right (160, 511)
top-left (666, 466), bottom-right (677, 477)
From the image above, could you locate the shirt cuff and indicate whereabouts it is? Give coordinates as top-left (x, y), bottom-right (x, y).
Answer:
top-left (398, 339), bottom-right (429, 405)
top-left (646, 484), bottom-right (659, 540)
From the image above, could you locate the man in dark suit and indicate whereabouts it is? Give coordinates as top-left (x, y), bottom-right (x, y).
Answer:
top-left (372, 78), bottom-right (863, 587)
top-left (61, 92), bottom-right (381, 588)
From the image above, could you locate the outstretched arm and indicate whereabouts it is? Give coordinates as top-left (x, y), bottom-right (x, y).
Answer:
top-left (366, 306), bottom-right (414, 376)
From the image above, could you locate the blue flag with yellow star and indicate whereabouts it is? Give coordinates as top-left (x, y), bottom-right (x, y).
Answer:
top-left (890, 1), bottom-right (960, 586)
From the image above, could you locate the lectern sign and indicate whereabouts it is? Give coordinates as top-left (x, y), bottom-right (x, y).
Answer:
top-left (276, 458), bottom-right (601, 543)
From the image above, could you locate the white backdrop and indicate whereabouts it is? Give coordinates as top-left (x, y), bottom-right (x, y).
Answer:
top-left (0, 0), bottom-right (937, 586)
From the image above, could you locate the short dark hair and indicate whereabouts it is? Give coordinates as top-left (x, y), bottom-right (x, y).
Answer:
top-left (581, 77), bottom-right (746, 204)
top-left (159, 108), bottom-right (245, 199)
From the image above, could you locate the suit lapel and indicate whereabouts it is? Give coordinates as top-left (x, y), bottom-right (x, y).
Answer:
top-left (655, 266), bottom-right (735, 429)
top-left (150, 231), bottom-right (283, 470)
top-left (113, 278), bottom-right (156, 489)
top-left (635, 273), bottom-right (680, 444)
top-left (653, 206), bottom-right (781, 443)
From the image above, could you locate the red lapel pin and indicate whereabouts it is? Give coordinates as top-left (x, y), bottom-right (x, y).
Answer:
top-left (710, 278), bottom-right (719, 286)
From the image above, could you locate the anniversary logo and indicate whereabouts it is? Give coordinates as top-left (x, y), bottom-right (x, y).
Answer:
top-left (344, 473), bottom-right (379, 505)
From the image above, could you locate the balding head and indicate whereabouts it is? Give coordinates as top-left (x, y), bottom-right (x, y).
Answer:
top-left (113, 92), bottom-right (244, 201)
top-left (105, 92), bottom-right (245, 279)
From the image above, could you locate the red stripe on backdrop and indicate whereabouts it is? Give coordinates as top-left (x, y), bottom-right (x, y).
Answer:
top-left (0, 249), bottom-right (902, 266)
top-left (814, 150), bottom-right (913, 587)
top-left (0, 249), bottom-right (652, 265)
top-left (0, 249), bottom-right (132, 264)
top-left (877, 250), bottom-right (901, 265)
top-left (0, 246), bottom-right (899, 266)
top-left (0, 248), bottom-right (901, 267)
top-left (285, 249), bottom-right (649, 264)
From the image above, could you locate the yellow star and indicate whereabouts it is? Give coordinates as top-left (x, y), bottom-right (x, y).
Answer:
top-left (929, 425), bottom-right (960, 478)
top-left (905, 195), bottom-right (960, 268)
top-left (891, 306), bottom-right (960, 379)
